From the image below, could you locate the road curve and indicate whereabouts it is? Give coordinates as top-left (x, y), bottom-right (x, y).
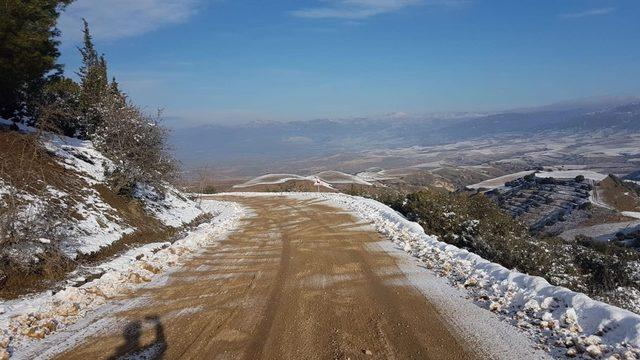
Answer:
top-left (55, 196), bottom-right (486, 359)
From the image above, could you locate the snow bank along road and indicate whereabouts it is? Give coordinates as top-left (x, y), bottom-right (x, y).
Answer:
top-left (45, 194), bottom-right (549, 359)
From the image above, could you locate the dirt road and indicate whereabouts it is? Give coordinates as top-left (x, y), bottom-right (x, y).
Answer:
top-left (56, 196), bottom-right (480, 359)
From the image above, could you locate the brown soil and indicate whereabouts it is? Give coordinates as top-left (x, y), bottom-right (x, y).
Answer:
top-left (56, 196), bottom-right (479, 360)
top-left (580, 206), bottom-right (633, 227)
top-left (598, 176), bottom-right (640, 212)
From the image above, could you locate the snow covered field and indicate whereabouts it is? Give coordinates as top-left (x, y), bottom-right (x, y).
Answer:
top-left (0, 199), bottom-right (247, 359)
top-left (231, 192), bottom-right (640, 359)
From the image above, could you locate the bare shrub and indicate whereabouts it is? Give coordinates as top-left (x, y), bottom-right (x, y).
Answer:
top-left (94, 94), bottom-right (177, 196)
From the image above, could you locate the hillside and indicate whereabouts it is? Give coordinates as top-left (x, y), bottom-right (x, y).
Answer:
top-left (0, 121), bottom-right (206, 298)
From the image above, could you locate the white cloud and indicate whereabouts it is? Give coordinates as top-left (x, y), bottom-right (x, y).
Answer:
top-left (58, 0), bottom-right (200, 44)
top-left (560, 7), bottom-right (615, 19)
top-left (291, 0), bottom-right (466, 20)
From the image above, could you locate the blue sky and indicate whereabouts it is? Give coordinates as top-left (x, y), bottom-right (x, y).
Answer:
top-left (57, 0), bottom-right (640, 126)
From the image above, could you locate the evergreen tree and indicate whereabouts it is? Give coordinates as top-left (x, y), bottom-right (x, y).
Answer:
top-left (109, 77), bottom-right (127, 106)
top-left (37, 77), bottom-right (82, 137)
top-left (77, 19), bottom-right (98, 79)
top-left (77, 20), bottom-right (109, 138)
top-left (0, 0), bottom-right (73, 121)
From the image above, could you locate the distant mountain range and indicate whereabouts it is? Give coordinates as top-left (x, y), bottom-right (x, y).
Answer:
top-left (170, 100), bottom-right (640, 171)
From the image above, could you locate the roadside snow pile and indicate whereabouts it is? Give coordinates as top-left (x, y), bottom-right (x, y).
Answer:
top-left (237, 192), bottom-right (640, 359)
top-left (0, 199), bottom-right (246, 359)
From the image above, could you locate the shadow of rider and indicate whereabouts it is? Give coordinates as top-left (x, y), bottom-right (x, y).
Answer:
top-left (108, 315), bottom-right (167, 360)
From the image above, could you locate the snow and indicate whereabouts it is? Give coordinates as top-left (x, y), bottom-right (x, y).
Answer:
top-left (0, 117), bottom-right (112, 185)
top-left (466, 170), bottom-right (536, 190)
top-left (233, 173), bottom-right (335, 189)
top-left (622, 212), bottom-right (640, 220)
top-left (355, 170), bottom-right (397, 182)
top-left (314, 171), bottom-right (373, 186)
top-left (45, 137), bottom-right (113, 186)
top-left (559, 220), bottom-right (640, 242)
top-left (0, 199), bottom-right (247, 359)
top-left (1, 123), bottom-right (206, 258)
top-left (133, 184), bottom-right (204, 227)
top-left (230, 192), bottom-right (640, 358)
top-left (64, 191), bottom-right (135, 257)
top-left (0, 118), bottom-right (34, 133)
top-left (0, 120), bottom-right (230, 357)
top-left (0, 181), bottom-right (11, 198)
top-left (233, 172), bottom-right (370, 189)
top-left (536, 170), bottom-right (608, 182)
top-left (372, 240), bottom-right (550, 359)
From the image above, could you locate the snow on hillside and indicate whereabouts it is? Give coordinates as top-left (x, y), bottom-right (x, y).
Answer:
top-left (45, 132), bottom-right (205, 229)
top-left (232, 192), bottom-right (640, 359)
top-left (0, 120), bottom-right (205, 257)
top-left (64, 193), bottom-right (135, 257)
top-left (0, 200), bottom-right (247, 359)
top-left (43, 136), bottom-right (109, 185)
top-left (133, 184), bottom-right (204, 227)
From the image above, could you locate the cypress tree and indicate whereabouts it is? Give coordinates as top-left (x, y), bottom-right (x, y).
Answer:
top-left (77, 20), bottom-right (109, 137)
top-left (77, 19), bottom-right (98, 80)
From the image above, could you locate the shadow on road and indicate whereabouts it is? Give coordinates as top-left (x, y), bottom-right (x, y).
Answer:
top-left (108, 315), bottom-right (167, 360)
